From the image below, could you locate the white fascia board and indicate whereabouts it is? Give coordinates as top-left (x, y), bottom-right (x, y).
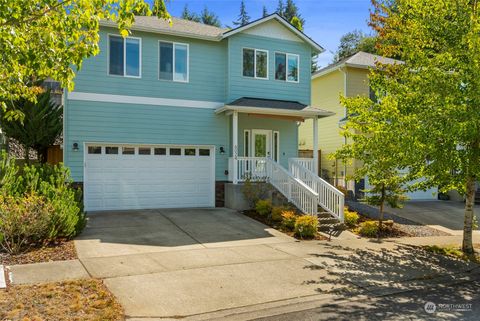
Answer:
top-left (216, 105), bottom-right (334, 119)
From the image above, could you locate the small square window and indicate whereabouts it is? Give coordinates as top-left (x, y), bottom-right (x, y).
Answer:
top-left (154, 148), bottom-right (166, 155)
top-left (139, 147), bottom-right (151, 155)
top-left (169, 148), bottom-right (181, 156)
top-left (199, 149), bottom-right (210, 156)
top-left (105, 146), bottom-right (119, 155)
top-left (185, 148), bottom-right (196, 156)
top-left (88, 146), bottom-right (102, 154)
top-left (122, 147), bottom-right (135, 155)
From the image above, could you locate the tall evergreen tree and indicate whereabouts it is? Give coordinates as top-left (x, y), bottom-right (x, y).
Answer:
top-left (284, 0), bottom-right (305, 26)
top-left (233, 0), bottom-right (250, 26)
top-left (201, 7), bottom-right (221, 27)
top-left (262, 5), bottom-right (268, 17)
top-left (276, 0), bottom-right (285, 16)
top-left (181, 4), bottom-right (201, 23)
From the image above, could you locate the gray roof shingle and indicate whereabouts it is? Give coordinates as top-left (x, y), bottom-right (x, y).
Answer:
top-left (228, 97), bottom-right (308, 110)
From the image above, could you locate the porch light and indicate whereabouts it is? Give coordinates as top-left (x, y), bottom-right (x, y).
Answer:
top-left (219, 146), bottom-right (225, 155)
top-left (72, 142), bottom-right (79, 151)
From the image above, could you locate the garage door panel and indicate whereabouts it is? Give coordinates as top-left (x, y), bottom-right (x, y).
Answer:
top-left (85, 144), bottom-right (214, 211)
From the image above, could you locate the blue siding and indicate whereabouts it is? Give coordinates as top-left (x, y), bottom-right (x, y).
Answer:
top-left (65, 99), bottom-right (230, 181)
top-left (73, 28), bottom-right (227, 102)
top-left (227, 34), bottom-right (312, 105)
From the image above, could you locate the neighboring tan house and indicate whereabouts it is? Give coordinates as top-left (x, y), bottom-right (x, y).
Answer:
top-left (63, 14), bottom-right (345, 219)
top-left (299, 51), bottom-right (438, 200)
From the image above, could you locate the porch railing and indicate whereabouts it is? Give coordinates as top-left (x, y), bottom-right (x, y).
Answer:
top-left (289, 158), bottom-right (345, 221)
top-left (228, 157), bottom-right (318, 215)
top-left (288, 157), bottom-right (315, 172)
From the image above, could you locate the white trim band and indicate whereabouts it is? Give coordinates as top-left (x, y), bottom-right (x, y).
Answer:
top-left (68, 92), bottom-right (224, 109)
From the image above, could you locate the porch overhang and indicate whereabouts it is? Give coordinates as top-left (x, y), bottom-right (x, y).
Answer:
top-left (215, 97), bottom-right (334, 119)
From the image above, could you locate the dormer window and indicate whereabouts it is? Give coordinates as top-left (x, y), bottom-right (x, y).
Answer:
top-left (243, 48), bottom-right (268, 79)
top-left (275, 52), bottom-right (299, 83)
top-left (108, 35), bottom-right (141, 78)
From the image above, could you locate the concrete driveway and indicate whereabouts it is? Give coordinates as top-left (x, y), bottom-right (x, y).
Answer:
top-left (386, 201), bottom-right (480, 231)
top-left (75, 208), bottom-right (337, 318)
top-left (74, 208), bottom-right (478, 320)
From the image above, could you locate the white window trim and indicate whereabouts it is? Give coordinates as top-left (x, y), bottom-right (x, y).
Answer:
top-left (158, 40), bottom-right (190, 83)
top-left (273, 131), bottom-right (280, 163)
top-left (107, 34), bottom-right (142, 79)
top-left (274, 51), bottom-right (300, 83)
top-left (242, 48), bottom-right (269, 80)
top-left (243, 130), bottom-right (250, 157)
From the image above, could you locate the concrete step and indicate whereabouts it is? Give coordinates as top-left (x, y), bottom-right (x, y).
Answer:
top-left (318, 222), bottom-right (346, 232)
top-left (318, 217), bottom-right (340, 225)
top-left (317, 212), bottom-right (333, 219)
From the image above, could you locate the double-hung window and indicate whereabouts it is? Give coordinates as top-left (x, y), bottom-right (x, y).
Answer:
top-left (275, 52), bottom-right (299, 83)
top-left (159, 41), bottom-right (189, 82)
top-left (243, 48), bottom-right (268, 79)
top-left (108, 35), bottom-right (141, 77)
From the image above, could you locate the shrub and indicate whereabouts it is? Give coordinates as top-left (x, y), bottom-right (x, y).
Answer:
top-left (344, 208), bottom-right (360, 228)
top-left (358, 221), bottom-right (379, 238)
top-left (271, 206), bottom-right (288, 222)
top-left (294, 215), bottom-right (318, 239)
top-left (255, 199), bottom-right (272, 217)
top-left (281, 210), bottom-right (297, 231)
top-left (241, 177), bottom-right (271, 208)
top-left (0, 194), bottom-right (53, 254)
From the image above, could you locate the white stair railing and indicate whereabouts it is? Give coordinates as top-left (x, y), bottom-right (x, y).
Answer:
top-left (289, 159), bottom-right (345, 221)
top-left (265, 158), bottom-right (318, 215)
top-left (288, 158), bottom-right (315, 172)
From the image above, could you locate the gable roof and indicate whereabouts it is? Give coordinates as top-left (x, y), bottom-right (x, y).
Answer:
top-left (222, 14), bottom-right (324, 53)
top-left (312, 51), bottom-right (403, 79)
top-left (100, 14), bottom-right (323, 52)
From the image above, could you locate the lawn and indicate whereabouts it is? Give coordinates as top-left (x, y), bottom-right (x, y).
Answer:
top-left (0, 279), bottom-right (124, 321)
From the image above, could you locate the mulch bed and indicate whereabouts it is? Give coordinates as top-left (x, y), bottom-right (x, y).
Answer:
top-left (350, 215), bottom-right (410, 238)
top-left (0, 241), bottom-right (77, 266)
top-left (0, 279), bottom-right (124, 321)
top-left (243, 210), bottom-right (328, 241)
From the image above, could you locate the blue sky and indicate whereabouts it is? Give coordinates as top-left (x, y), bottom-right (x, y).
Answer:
top-left (156, 0), bottom-right (373, 67)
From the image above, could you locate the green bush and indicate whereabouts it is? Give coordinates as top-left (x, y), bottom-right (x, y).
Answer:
top-left (255, 199), bottom-right (272, 217)
top-left (294, 215), bottom-right (318, 239)
top-left (344, 208), bottom-right (360, 228)
top-left (281, 210), bottom-right (297, 231)
top-left (0, 194), bottom-right (53, 254)
top-left (0, 154), bottom-right (85, 252)
top-left (358, 221), bottom-right (379, 238)
top-left (271, 206), bottom-right (288, 222)
top-left (241, 177), bottom-right (272, 208)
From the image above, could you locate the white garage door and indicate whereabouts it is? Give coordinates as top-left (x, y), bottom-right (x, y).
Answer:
top-left (84, 144), bottom-right (215, 211)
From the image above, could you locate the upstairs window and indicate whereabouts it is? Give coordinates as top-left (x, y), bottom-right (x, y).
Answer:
top-left (275, 52), bottom-right (299, 83)
top-left (243, 48), bottom-right (268, 79)
top-left (159, 41), bottom-right (189, 82)
top-left (109, 35), bottom-right (141, 77)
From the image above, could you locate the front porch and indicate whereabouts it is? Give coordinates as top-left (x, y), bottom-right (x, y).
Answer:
top-left (215, 98), bottom-right (344, 220)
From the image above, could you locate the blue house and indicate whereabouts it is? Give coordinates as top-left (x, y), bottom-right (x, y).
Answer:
top-left (64, 14), bottom-right (344, 219)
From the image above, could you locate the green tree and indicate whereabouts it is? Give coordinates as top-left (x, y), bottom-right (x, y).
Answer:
top-left (284, 0), bottom-right (305, 27)
top-left (181, 4), bottom-right (201, 23)
top-left (345, 0), bottom-right (480, 254)
top-left (1, 90), bottom-right (62, 163)
top-left (276, 0), bottom-right (285, 16)
top-left (233, 0), bottom-right (250, 26)
top-left (262, 5), bottom-right (268, 17)
top-left (333, 30), bottom-right (378, 62)
top-left (0, 0), bottom-right (170, 120)
top-left (290, 16), bottom-right (303, 31)
top-left (201, 7), bottom-right (221, 27)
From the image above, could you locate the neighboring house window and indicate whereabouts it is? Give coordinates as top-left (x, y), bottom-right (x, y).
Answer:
top-left (275, 52), bottom-right (299, 83)
top-left (159, 41), bottom-right (189, 82)
top-left (243, 48), bottom-right (268, 79)
top-left (109, 35), bottom-right (141, 77)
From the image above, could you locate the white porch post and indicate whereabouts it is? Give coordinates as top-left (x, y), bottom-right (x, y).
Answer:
top-left (232, 111), bottom-right (239, 184)
top-left (313, 116), bottom-right (319, 175)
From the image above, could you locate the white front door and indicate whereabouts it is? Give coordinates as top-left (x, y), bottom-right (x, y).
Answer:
top-left (251, 130), bottom-right (272, 158)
